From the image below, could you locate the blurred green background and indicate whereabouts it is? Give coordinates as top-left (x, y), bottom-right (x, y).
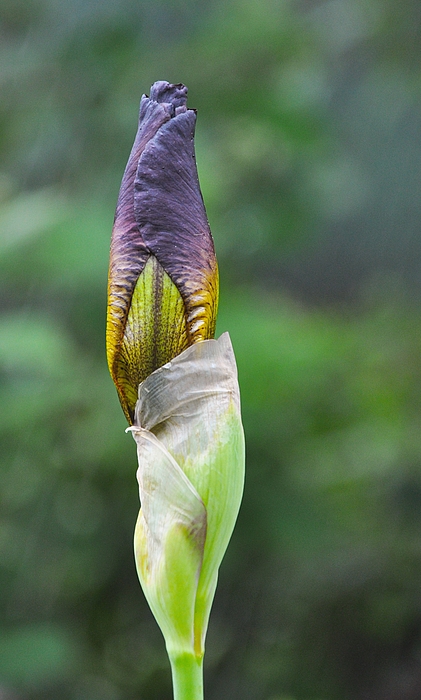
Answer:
top-left (1, 0), bottom-right (421, 698)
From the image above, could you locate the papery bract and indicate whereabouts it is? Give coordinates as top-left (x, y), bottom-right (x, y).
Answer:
top-left (129, 333), bottom-right (245, 660)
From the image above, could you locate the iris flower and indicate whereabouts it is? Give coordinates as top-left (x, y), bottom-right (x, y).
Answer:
top-left (106, 81), bottom-right (219, 424)
top-left (106, 82), bottom-right (244, 700)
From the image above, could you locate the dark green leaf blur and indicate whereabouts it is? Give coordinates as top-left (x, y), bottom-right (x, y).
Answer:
top-left (1, 1), bottom-right (421, 698)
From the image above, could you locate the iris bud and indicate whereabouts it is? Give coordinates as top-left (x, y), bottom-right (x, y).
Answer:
top-left (107, 82), bottom-right (244, 700)
top-left (106, 81), bottom-right (219, 423)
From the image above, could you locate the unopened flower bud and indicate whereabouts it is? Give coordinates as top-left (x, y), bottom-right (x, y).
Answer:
top-left (106, 81), bottom-right (218, 423)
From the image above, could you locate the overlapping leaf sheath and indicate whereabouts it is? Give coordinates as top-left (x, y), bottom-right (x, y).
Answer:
top-left (106, 81), bottom-right (219, 423)
top-left (129, 333), bottom-right (245, 660)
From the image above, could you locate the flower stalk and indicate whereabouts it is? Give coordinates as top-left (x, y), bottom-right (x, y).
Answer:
top-left (170, 653), bottom-right (204, 700)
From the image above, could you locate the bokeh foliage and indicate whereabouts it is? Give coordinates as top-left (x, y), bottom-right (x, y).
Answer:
top-left (1, 0), bottom-right (421, 699)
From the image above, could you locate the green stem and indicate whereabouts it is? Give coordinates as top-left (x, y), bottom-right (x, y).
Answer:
top-left (169, 652), bottom-right (204, 700)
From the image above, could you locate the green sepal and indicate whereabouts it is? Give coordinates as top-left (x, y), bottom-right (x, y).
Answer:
top-left (109, 254), bottom-right (189, 423)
